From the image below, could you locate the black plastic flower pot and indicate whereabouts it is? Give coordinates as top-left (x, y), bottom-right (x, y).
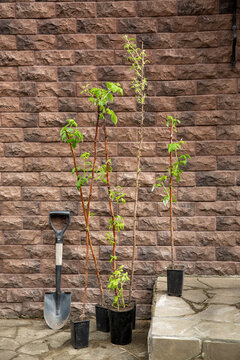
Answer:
top-left (167, 268), bottom-right (184, 297)
top-left (95, 303), bottom-right (110, 333)
top-left (109, 305), bottom-right (134, 345)
top-left (70, 319), bottom-right (90, 349)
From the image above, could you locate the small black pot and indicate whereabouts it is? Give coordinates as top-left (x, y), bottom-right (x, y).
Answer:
top-left (95, 303), bottom-right (110, 333)
top-left (109, 305), bottom-right (134, 345)
top-left (71, 319), bottom-right (90, 349)
top-left (167, 268), bottom-right (184, 297)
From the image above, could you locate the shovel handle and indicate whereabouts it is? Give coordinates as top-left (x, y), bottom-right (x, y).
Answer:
top-left (49, 211), bottom-right (71, 242)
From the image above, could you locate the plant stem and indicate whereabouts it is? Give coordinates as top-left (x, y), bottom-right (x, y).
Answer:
top-left (66, 125), bottom-right (104, 312)
top-left (103, 117), bottom-right (117, 273)
top-left (169, 125), bottom-right (175, 268)
top-left (128, 42), bottom-right (145, 303)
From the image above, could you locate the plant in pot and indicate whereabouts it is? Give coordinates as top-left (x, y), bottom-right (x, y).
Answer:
top-left (123, 36), bottom-right (149, 321)
top-left (80, 82), bottom-right (124, 333)
top-left (152, 116), bottom-right (191, 297)
top-left (60, 118), bottom-right (103, 348)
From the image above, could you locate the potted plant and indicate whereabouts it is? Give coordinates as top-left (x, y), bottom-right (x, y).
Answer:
top-left (152, 116), bottom-right (191, 297)
top-left (81, 82), bottom-right (124, 333)
top-left (123, 36), bottom-right (149, 321)
top-left (61, 118), bottom-right (102, 347)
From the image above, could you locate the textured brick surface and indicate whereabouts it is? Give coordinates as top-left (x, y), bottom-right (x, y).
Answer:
top-left (0, 0), bottom-right (239, 319)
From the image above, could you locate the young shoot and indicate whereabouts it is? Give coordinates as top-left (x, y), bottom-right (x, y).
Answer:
top-left (107, 265), bottom-right (130, 310)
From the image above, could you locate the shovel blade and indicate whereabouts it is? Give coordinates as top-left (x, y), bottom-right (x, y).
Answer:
top-left (44, 292), bottom-right (71, 330)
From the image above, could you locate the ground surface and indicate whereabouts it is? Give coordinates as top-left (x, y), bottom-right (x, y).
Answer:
top-left (149, 276), bottom-right (240, 360)
top-left (0, 318), bottom-right (150, 360)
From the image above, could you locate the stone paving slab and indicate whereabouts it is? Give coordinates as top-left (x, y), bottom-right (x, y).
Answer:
top-left (148, 276), bottom-right (240, 360)
top-left (0, 318), bottom-right (149, 360)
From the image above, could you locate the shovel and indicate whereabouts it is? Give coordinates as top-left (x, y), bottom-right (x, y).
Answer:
top-left (44, 211), bottom-right (71, 330)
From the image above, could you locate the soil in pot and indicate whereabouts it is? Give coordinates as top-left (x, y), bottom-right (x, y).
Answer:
top-left (95, 303), bottom-right (110, 333)
top-left (167, 268), bottom-right (184, 297)
top-left (109, 304), bottom-right (134, 345)
top-left (71, 319), bottom-right (90, 349)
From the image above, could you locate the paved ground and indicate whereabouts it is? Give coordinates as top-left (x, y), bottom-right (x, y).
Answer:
top-left (0, 318), bottom-right (150, 360)
top-left (149, 276), bottom-right (240, 360)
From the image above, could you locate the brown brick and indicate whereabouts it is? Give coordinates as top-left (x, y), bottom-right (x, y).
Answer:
top-left (0, 35), bottom-right (16, 50)
top-left (178, 187), bottom-right (216, 202)
top-left (0, 158), bottom-right (23, 172)
top-left (117, 172), bottom-right (155, 187)
top-left (23, 274), bottom-right (55, 288)
top-left (16, 3), bottom-right (55, 19)
top-left (22, 187), bottom-right (60, 201)
top-left (3, 259), bottom-right (40, 274)
top-left (178, 0), bottom-right (217, 15)
top-left (0, 98), bottom-right (19, 112)
top-left (158, 202), bottom-right (195, 217)
top-left (1, 128), bottom-right (23, 143)
top-left (194, 110), bottom-right (236, 125)
top-left (19, 66), bottom-right (57, 82)
top-left (156, 141), bottom-right (195, 157)
top-left (216, 247), bottom-right (240, 261)
top-left (198, 14), bottom-right (232, 31)
top-left (0, 20), bottom-right (37, 35)
top-left (0, 67), bottom-right (18, 81)
top-left (196, 201), bottom-right (236, 216)
top-left (5, 143), bottom-right (41, 157)
top-left (197, 231), bottom-right (237, 247)
top-left (4, 230), bottom-right (41, 245)
top-left (40, 172), bottom-right (75, 187)
top-left (155, 49), bottom-right (195, 65)
top-left (196, 47), bottom-right (231, 64)
top-left (196, 261), bottom-right (236, 275)
top-left (23, 245), bottom-right (55, 260)
top-left (217, 125), bottom-right (240, 140)
top-left (217, 217), bottom-right (240, 231)
top-left (39, 112), bottom-right (77, 127)
top-left (38, 19), bottom-right (76, 34)
top-left (1, 113), bottom-right (38, 128)
top-left (177, 64), bottom-right (217, 80)
top-left (218, 30), bottom-right (233, 47)
top-left (196, 141), bottom-right (235, 156)
top-left (140, 157), bottom-right (168, 172)
top-left (7, 289), bottom-right (43, 303)
top-left (158, 231), bottom-right (196, 246)
top-left (20, 97), bottom-right (58, 113)
top-left (35, 50), bottom-right (75, 66)
top-left (0, 187), bottom-right (21, 201)
top-left (117, 18), bottom-right (157, 34)
top-left (37, 82), bottom-right (75, 97)
top-left (24, 158), bottom-right (61, 172)
top-left (197, 79), bottom-right (236, 95)
top-left (138, 0), bottom-right (177, 16)
top-left (138, 33), bottom-right (175, 49)
top-left (186, 156), bottom-right (216, 171)
top-left (0, 303), bottom-right (22, 317)
top-left (97, 65), bottom-right (132, 81)
top-left (75, 50), bottom-right (114, 65)
top-left (2, 173), bottom-right (39, 187)
top-left (150, 80), bottom-right (195, 97)
top-left (118, 142), bottom-right (156, 157)
top-left (57, 34), bottom-right (95, 50)
top-left (97, 1), bottom-right (136, 17)
top-left (158, 16), bottom-right (197, 32)
top-left (177, 32), bottom-right (217, 48)
top-left (138, 217), bottom-right (175, 231)
top-left (176, 96), bottom-right (216, 111)
top-left (58, 66), bottom-right (96, 81)
top-left (144, 97), bottom-right (175, 112)
top-left (0, 246), bottom-right (23, 259)
top-left (0, 82), bottom-right (36, 97)
top-left (217, 94), bottom-right (240, 110)
top-left (217, 63), bottom-right (240, 78)
top-left (177, 217), bottom-right (216, 231)
top-left (176, 246), bottom-right (216, 261)
top-left (17, 35), bottom-right (56, 50)
top-left (178, 126), bottom-right (216, 140)
top-left (58, 98), bottom-right (93, 112)
top-left (97, 34), bottom-right (135, 50)
top-left (217, 156), bottom-right (240, 170)
top-left (40, 201), bottom-right (78, 216)
top-left (77, 18), bottom-right (116, 33)
top-left (22, 302), bottom-right (43, 318)
top-left (0, 4), bottom-right (15, 18)
top-left (120, 202), bottom-right (157, 217)
top-left (137, 246), bottom-right (171, 261)
top-left (0, 275), bottom-right (23, 288)
top-left (2, 202), bottom-right (40, 217)
top-left (57, 2), bottom-right (95, 18)
top-left (217, 187), bottom-right (240, 201)
top-left (0, 217), bottom-right (22, 230)
top-left (145, 65), bottom-right (176, 81)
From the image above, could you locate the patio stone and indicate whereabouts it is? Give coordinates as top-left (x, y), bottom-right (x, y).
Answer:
top-left (149, 275), bottom-right (240, 360)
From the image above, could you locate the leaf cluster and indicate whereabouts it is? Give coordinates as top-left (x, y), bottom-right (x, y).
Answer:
top-left (107, 265), bottom-right (129, 310)
top-left (123, 35), bottom-right (149, 105)
top-left (109, 186), bottom-right (126, 205)
top-left (81, 82), bottom-right (123, 125)
top-left (60, 119), bottom-right (83, 149)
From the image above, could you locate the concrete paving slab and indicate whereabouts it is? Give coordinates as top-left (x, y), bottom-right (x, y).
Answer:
top-left (149, 276), bottom-right (240, 360)
top-left (0, 318), bottom-right (150, 360)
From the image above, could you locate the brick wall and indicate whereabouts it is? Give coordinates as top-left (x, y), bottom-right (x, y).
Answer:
top-left (0, 0), bottom-right (239, 319)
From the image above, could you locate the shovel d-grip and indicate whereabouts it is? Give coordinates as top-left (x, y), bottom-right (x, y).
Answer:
top-left (44, 211), bottom-right (71, 330)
